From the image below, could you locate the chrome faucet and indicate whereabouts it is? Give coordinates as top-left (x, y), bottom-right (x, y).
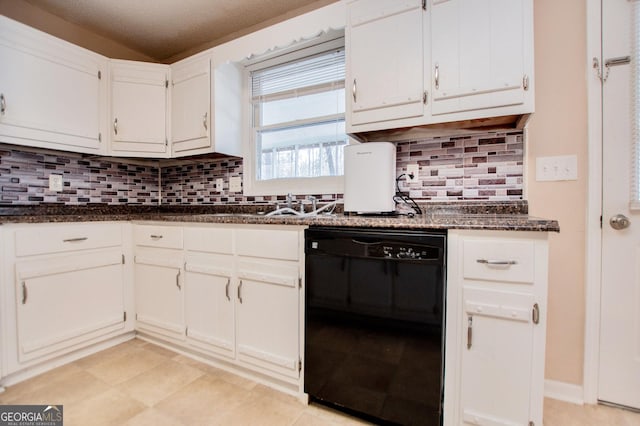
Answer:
top-left (286, 193), bottom-right (294, 209)
top-left (307, 195), bottom-right (317, 212)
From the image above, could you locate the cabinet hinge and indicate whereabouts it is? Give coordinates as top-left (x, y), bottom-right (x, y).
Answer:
top-left (135, 313), bottom-right (138, 320)
top-left (298, 277), bottom-right (302, 289)
top-left (523, 74), bottom-right (530, 91)
top-left (98, 70), bottom-right (102, 80)
top-left (165, 79), bottom-right (169, 89)
top-left (298, 358), bottom-right (302, 373)
top-left (98, 132), bottom-right (102, 143)
top-left (122, 254), bottom-right (125, 264)
top-left (165, 138), bottom-right (168, 147)
top-left (123, 311), bottom-right (127, 322)
top-left (185, 326), bottom-right (188, 336)
top-left (422, 0), bottom-right (427, 11)
top-left (423, 91), bottom-right (428, 104)
top-left (600, 215), bottom-right (603, 228)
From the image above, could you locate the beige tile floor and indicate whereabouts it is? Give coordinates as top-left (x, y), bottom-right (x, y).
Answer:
top-left (0, 338), bottom-right (638, 425)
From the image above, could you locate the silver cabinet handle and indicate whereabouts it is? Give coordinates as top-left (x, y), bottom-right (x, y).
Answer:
top-left (467, 316), bottom-right (473, 349)
top-left (63, 237), bottom-right (88, 243)
top-left (476, 259), bottom-right (518, 266)
top-left (225, 278), bottom-right (230, 301)
top-left (203, 112), bottom-right (208, 131)
top-left (113, 117), bottom-right (118, 135)
top-left (0, 93), bottom-right (5, 114)
top-left (22, 281), bottom-right (27, 305)
top-left (176, 270), bottom-right (181, 290)
top-left (150, 235), bottom-right (163, 239)
top-left (352, 79), bottom-right (357, 103)
top-left (532, 303), bottom-right (540, 324)
top-left (237, 279), bottom-right (243, 304)
top-left (435, 64), bottom-right (440, 90)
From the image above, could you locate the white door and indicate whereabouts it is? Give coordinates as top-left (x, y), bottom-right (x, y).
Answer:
top-left (599, 0), bottom-right (640, 410)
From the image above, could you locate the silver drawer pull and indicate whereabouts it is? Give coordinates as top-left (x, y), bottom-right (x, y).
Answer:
top-left (63, 237), bottom-right (88, 243)
top-left (0, 93), bottom-right (6, 114)
top-left (150, 235), bottom-right (163, 239)
top-left (476, 259), bottom-right (517, 266)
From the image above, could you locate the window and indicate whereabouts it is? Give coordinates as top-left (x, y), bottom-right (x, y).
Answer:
top-left (244, 35), bottom-right (347, 196)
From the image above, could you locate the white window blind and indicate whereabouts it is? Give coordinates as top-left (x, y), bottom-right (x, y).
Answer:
top-left (250, 43), bottom-right (347, 182)
top-left (632, 0), bottom-right (640, 208)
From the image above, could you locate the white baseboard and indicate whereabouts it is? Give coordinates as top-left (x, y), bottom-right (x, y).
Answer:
top-left (544, 379), bottom-right (585, 405)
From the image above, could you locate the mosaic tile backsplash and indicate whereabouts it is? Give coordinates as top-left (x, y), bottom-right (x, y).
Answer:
top-left (0, 131), bottom-right (523, 206)
top-left (0, 146), bottom-right (159, 205)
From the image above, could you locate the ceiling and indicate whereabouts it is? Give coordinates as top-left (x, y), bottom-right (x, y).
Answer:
top-left (22, 0), bottom-right (333, 62)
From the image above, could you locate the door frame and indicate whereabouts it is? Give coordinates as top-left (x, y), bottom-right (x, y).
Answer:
top-left (584, 0), bottom-right (615, 405)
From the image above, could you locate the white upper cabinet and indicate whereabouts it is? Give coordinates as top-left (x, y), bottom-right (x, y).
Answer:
top-left (109, 60), bottom-right (170, 157)
top-left (346, 0), bottom-right (426, 129)
top-left (345, 0), bottom-right (534, 134)
top-left (171, 55), bottom-right (211, 155)
top-left (171, 55), bottom-right (242, 158)
top-left (0, 16), bottom-right (107, 154)
top-left (431, 0), bottom-right (533, 116)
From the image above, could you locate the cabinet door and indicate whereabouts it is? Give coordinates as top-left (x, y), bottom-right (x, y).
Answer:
top-left (171, 56), bottom-right (211, 155)
top-left (110, 60), bottom-right (169, 157)
top-left (0, 16), bottom-right (105, 154)
top-left (431, 0), bottom-right (530, 115)
top-left (346, 0), bottom-right (425, 128)
top-left (134, 255), bottom-right (184, 339)
top-left (236, 258), bottom-right (300, 378)
top-left (184, 261), bottom-right (235, 358)
top-left (15, 250), bottom-right (125, 363)
top-left (461, 287), bottom-right (534, 426)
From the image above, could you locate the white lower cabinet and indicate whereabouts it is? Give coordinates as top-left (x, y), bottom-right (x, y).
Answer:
top-left (133, 225), bottom-right (184, 340)
top-left (0, 222), bottom-right (132, 381)
top-left (184, 227), bottom-right (235, 358)
top-left (134, 223), bottom-right (304, 388)
top-left (445, 230), bottom-right (548, 426)
top-left (236, 258), bottom-right (300, 379)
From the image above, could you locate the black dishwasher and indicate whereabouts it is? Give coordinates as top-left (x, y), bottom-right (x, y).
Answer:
top-left (304, 227), bottom-right (446, 426)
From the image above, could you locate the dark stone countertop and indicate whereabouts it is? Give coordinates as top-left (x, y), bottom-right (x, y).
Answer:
top-left (0, 201), bottom-right (560, 232)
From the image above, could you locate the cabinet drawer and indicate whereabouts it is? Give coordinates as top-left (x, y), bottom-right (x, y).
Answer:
top-left (15, 223), bottom-right (122, 257)
top-left (236, 229), bottom-right (300, 261)
top-left (184, 227), bottom-right (233, 254)
top-left (134, 225), bottom-right (183, 249)
top-left (463, 239), bottom-right (534, 284)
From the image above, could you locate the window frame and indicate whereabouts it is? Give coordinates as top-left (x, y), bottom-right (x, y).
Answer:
top-left (242, 32), bottom-right (347, 197)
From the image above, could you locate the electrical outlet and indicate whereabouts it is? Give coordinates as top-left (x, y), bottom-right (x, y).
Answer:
top-left (48, 174), bottom-right (63, 192)
top-left (229, 176), bottom-right (242, 192)
top-left (536, 155), bottom-right (578, 181)
top-left (406, 164), bottom-right (420, 182)
top-left (216, 178), bottom-right (224, 192)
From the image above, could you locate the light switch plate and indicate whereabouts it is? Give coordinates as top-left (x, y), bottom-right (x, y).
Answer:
top-left (216, 178), bottom-right (224, 192)
top-left (49, 174), bottom-right (63, 192)
top-left (406, 164), bottom-right (420, 182)
top-left (229, 176), bottom-right (242, 192)
top-left (536, 155), bottom-right (578, 181)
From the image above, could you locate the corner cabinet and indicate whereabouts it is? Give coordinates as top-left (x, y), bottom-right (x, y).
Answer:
top-left (346, 0), bottom-right (427, 127)
top-left (0, 16), bottom-right (107, 154)
top-left (431, 0), bottom-right (533, 116)
top-left (445, 230), bottom-right (548, 426)
top-left (109, 60), bottom-right (170, 157)
top-left (0, 222), bottom-right (133, 382)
